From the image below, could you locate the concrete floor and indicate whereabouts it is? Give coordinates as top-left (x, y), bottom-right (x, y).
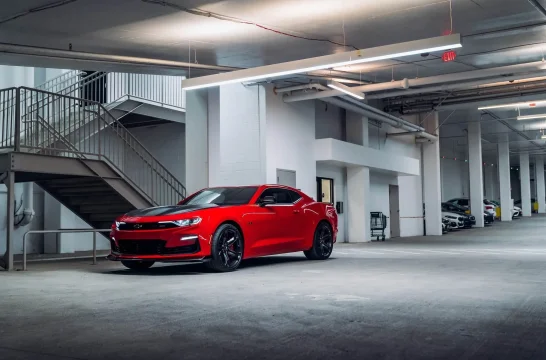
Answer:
top-left (2, 216), bottom-right (546, 360)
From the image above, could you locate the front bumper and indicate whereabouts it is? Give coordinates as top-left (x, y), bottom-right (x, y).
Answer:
top-left (108, 228), bottom-right (212, 262)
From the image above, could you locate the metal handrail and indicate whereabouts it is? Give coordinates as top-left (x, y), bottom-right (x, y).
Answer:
top-left (18, 86), bottom-right (187, 204)
top-left (35, 70), bottom-right (84, 91)
top-left (22, 229), bottom-right (111, 270)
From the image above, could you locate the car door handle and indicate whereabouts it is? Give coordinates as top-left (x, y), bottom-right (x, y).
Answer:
top-left (293, 210), bottom-right (300, 214)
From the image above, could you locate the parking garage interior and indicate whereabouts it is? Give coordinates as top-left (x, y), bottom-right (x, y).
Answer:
top-left (3, 0), bottom-right (546, 359)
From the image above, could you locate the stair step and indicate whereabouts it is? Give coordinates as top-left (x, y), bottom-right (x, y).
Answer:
top-left (45, 178), bottom-right (103, 188)
top-left (56, 186), bottom-right (115, 195)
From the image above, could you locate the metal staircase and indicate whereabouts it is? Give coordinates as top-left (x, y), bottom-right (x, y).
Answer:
top-left (0, 86), bottom-right (187, 231)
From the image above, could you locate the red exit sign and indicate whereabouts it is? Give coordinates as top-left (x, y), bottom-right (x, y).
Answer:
top-left (442, 50), bottom-right (457, 62)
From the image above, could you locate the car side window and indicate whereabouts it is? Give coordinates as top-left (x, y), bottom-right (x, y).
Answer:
top-left (288, 190), bottom-right (302, 203)
top-left (258, 188), bottom-right (293, 204)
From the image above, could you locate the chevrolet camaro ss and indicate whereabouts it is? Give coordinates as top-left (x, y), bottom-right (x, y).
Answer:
top-left (107, 185), bottom-right (338, 272)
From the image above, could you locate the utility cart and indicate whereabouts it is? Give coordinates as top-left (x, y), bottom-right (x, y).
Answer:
top-left (370, 212), bottom-right (387, 241)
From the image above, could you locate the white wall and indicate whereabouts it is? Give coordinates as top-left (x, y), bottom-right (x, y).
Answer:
top-left (370, 173), bottom-right (398, 240)
top-left (367, 116), bottom-right (424, 237)
top-left (440, 158), bottom-right (469, 201)
top-left (315, 102), bottom-right (345, 141)
top-left (265, 86), bottom-right (316, 196)
top-left (316, 164), bottom-right (348, 242)
top-left (208, 84), bottom-right (266, 186)
top-left (129, 122), bottom-right (186, 192)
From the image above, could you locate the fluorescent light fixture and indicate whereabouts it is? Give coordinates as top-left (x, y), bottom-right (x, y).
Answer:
top-left (517, 114), bottom-right (546, 120)
top-left (478, 100), bottom-right (546, 110)
top-left (181, 34), bottom-right (462, 90)
top-left (327, 80), bottom-right (364, 100)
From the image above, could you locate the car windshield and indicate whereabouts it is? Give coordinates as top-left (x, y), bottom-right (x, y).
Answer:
top-left (180, 187), bottom-right (258, 206)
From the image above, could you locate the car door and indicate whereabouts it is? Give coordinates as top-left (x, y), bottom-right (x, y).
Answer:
top-left (254, 187), bottom-right (302, 255)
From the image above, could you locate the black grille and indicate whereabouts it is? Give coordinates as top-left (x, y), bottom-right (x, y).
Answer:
top-left (115, 240), bottom-right (199, 255)
top-left (118, 222), bottom-right (179, 231)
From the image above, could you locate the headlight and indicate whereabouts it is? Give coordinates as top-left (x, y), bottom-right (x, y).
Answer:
top-left (166, 217), bottom-right (202, 227)
top-left (114, 221), bottom-right (125, 230)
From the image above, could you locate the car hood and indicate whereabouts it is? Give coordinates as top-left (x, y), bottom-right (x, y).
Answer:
top-left (120, 204), bottom-right (220, 220)
top-left (442, 212), bottom-right (463, 218)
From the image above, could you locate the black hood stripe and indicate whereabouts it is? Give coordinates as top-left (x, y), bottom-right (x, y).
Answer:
top-left (124, 204), bottom-right (219, 217)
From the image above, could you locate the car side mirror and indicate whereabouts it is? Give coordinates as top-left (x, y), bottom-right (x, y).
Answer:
top-left (259, 196), bottom-right (276, 207)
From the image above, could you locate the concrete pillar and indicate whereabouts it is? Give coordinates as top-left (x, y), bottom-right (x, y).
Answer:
top-left (422, 113), bottom-right (442, 236)
top-left (519, 153), bottom-right (532, 216)
top-left (468, 120), bottom-right (485, 227)
top-left (1, 171), bottom-right (15, 271)
top-left (184, 89), bottom-right (209, 195)
top-left (497, 134), bottom-right (512, 221)
top-left (347, 166), bottom-right (371, 242)
top-left (345, 111), bottom-right (370, 242)
top-left (536, 155), bottom-right (546, 213)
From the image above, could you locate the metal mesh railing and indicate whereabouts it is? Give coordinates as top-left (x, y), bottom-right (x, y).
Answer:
top-left (0, 87), bottom-right (186, 206)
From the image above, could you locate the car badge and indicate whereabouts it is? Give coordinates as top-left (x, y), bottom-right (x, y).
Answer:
top-left (134, 224), bottom-right (143, 229)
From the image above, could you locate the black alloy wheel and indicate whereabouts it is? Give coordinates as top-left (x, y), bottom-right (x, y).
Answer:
top-left (121, 260), bottom-right (155, 270)
top-left (207, 223), bottom-right (244, 272)
top-left (304, 221), bottom-right (334, 260)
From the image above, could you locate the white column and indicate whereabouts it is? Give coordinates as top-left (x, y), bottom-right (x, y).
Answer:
top-left (422, 113), bottom-right (442, 235)
top-left (497, 134), bottom-right (512, 221)
top-left (184, 89), bottom-right (209, 195)
top-left (519, 153), bottom-right (532, 216)
top-left (345, 112), bottom-right (370, 242)
top-left (468, 120), bottom-right (485, 227)
top-left (347, 167), bottom-right (371, 242)
top-left (536, 155), bottom-right (546, 213)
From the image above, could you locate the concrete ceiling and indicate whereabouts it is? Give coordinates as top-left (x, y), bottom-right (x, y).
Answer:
top-left (1, 0), bottom-right (546, 80)
top-left (4, 0), bottom-right (546, 159)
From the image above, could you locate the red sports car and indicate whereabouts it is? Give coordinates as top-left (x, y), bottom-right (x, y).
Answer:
top-left (107, 185), bottom-right (338, 272)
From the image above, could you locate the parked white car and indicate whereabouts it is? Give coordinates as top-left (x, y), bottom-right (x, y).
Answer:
top-left (442, 212), bottom-right (465, 229)
top-left (447, 198), bottom-right (496, 216)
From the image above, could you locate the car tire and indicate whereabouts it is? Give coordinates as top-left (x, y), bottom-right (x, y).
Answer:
top-left (206, 223), bottom-right (244, 272)
top-left (304, 221), bottom-right (334, 260)
top-left (121, 260), bottom-right (154, 270)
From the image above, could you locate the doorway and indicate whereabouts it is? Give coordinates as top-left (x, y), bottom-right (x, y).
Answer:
top-left (389, 185), bottom-right (400, 238)
top-left (277, 169), bottom-right (296, 188)
top-left (316, 177), bottom-right (334, 204)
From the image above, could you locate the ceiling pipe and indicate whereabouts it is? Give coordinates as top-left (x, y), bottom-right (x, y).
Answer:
top-left (274, 83), bottom-right (325, 94)
top-left (528, 0), bottom-right (546, 17)
top-left (0, 42), bottom-right (238, 73)
top-left (283, 61), bottom-right (546, 102)
top-left (367, 72), bottom-right (546, 99)
top-left (320, 97), bottom-right (438, 142)
top-left (284, 79), bottom-right (409, 102)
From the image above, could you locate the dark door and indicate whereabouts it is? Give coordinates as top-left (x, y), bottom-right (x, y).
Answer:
top-left (80, 71), bottom-right (107, 106)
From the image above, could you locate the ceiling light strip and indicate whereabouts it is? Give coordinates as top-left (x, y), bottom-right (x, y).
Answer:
top-left (327, 81), bottom-right (364, 100)
top-left (181, 34), bottom-right (462, 91)
top-left (517, 114), bottom-right (546, 120)
top-left (478, 100), bottom-right (546, 110)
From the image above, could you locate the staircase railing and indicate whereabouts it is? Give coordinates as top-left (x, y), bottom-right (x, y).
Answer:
top-left (36, 71), bottom-right (185, 109)
top-left (35, 70), bottom-right (84, 93)
top-left (0, 87), bottom-right (187, 206)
